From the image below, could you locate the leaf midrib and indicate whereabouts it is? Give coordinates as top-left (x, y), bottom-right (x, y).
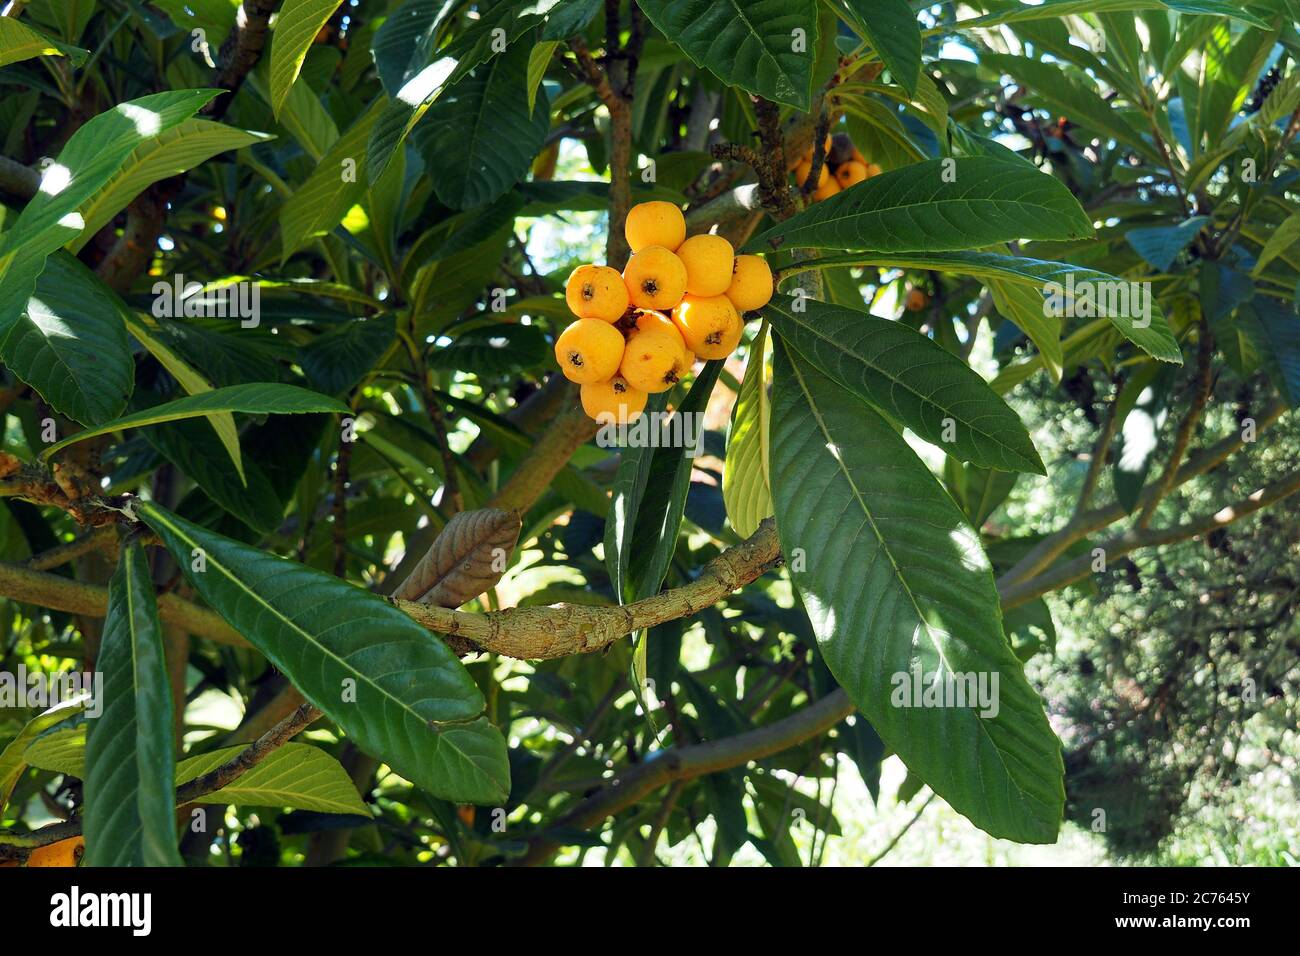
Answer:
top-left (784, 352), bottom-right (1040, 817)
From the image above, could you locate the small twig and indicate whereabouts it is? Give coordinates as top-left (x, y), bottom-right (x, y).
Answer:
top-left (866, 793), bottom-right (936, 866)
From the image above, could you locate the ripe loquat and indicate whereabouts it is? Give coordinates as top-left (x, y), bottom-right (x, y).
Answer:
top-left (811, 176), bottom-right (841, 202)
top-left (620, 312), bottom-right (691, 393)
top-left (725, 255), bottom-right (774, 312)
top-left (675, 233), bottom-right (734, 297)
top-left (565, 264), bottom-right (629, 322)
top-left (672, 294), bottom-right (742, 360)
top-left (793, 159), bottom-right (829, 190)
top-left (624, 201), bottom-right (686, 253)
top-left (581, 374), bottom-right (648, 423)
top-left (26, 836), bottom-right (84, 867)
top-left (555, 318), bottom-right (625, 384)
top-left (623, 245), bottom-right (688, 311)
top-left (835, 161), bottom-right (869, 189)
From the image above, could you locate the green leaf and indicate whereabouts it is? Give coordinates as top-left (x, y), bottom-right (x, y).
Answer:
top-left (1253, 212), bottom-right (1300, 277)
top-left (1244, 297), bottom-right (1300, 407)
top-left (22, 720), bottom-right (87, 779)
top-left (958, 0), bottom-right (1269, 29)
top-left (839, 0), bottom-right (920, 96)
top-left (527, 39), bottom-right (558, 115)
top-left (4, 252), bottom-right (133, 426)
top-left (0, 90), bottom-right (219, 391)
top-left (366, 4), bottom-right (544, 184)
top-left (69, 120), bottom-right (273, 252)
top-left (744, 158), bottom-right (1094, 254)
top-left (1125, 216), bottom-right (1210, 273)
top-left (124, 312), bottom-right (245, 483)
top-left (270, 0), bottom-right (346, 118)
top-left (762, 295), bottom-right (1045, 474)
top-left (803, 249), bottom-right (1183, 365)
top-left (0, 15), bottom-right (88, 67)
top-left (40, 383), bottom-right (348, 463)
top-left (137, 502), bottom-right (510, 804)
top-left (723, 321), bottom-right (773, 538)
top-left (371, 0), bottom-right (450, 96)
top-left (299, 315), bottom-right (397, 395)
top-left (280, 99), bottom-right (383, 259)
top-left (769, 341), bottom-right (1064, 843)
top-left (988, 276), bottom-right (1064, 383)
top-left (176, 743), bottom-right (371, 815)
top-left (411, 40), bottom-right (550, 210)
top-left (636, 0), bottom-right (818, 110)
top-left (626, 362), bottom-right (724, 600)
top-left (426, 322), bottom-right (548, 376)
top-left (0, 698), bottom-right (86, 816)
top-left (83, 542), bottom-right (182, 867)
top-left (543, 0), bottom-right (602, 40)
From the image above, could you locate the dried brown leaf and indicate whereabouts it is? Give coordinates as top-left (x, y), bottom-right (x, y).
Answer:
top-left (392, 508), bottom-right (522, 608)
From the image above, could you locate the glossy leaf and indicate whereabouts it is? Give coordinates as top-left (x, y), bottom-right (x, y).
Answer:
top-left (744, 158), bottom-right (1094, 254)
top-left (138, 502), bottom-right (510, 804)
top-left (769, 340), bottom-right (1064, 843)
top-left (0, 697), bottom-right (86, 816)
top-left (636, 0), bottom-right (819, 110)
top-left (762, 295), bottom-right (1045, 474)
top-left (724, 321), bottom-right (774, 538)
top-left (83, 542), bottom-right (182, 866)
top-left (41, 383), bottom-right (348, 463)
top-left (839, 0), bottom-right (920, 95)
top-left (269, 0), bottom-right (347, 118)
top-left (176, 743), bottom-right (371, 815)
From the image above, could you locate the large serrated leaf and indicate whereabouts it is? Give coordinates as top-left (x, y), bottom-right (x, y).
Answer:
top-left (40, 383), bottom-right (348, 463)
top-left (744, 158), bottom-right (1094, 254)
top-left (636, 0), bottom-right (818, 110)
top-left (839, 0), bottom-right (920, 96)
top-left (957, 0), bottom-right (1269, 29)
top-left (176, 743), bottom-right (371, 815)
top-left (411, 40), bottom-right (549, 210)
top-left (5, 252), bottom-right (134, 426)
top-left (69, 120), bottom-right (273, 252)
top-left (138, 502), bottom-right (510, 804)
top-left (723, 321), bottom-right (774, 538)
top-left (83, 542), bottom-right (182, 867)
top-left (769, 340), bottom-right (1064, 843)
top-left (762, 295), bottom-right (1045, 474)
top-left (803, 249), bottom-right (1183, 365)
top-left (269, 0), bottom-right (347, 118)
top-left (280, 99), bottom-right (384, 259)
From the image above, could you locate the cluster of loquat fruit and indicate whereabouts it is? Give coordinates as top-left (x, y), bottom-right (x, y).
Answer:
top-left (555, 201), bottom-right (774, 424)
top-left (792, 131), bottom-right (882, 202)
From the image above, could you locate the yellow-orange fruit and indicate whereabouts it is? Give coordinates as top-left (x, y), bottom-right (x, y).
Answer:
top-left (26, 836), bottom-right (84, 867)
top-left (565, 264), bottom-right (629, 322)
top-left (555, 318), bottom-right (625, 384)
top-left (812, 177), bottom-right (841, 202)
top-left (624, 201), bottom-right (686, 253)
top-left (865, 162), bottom-right (883, 178)
top-left (725, 255), bottom-right (774, 312)
top-left (793, 159), bottom-right (829, 190)
top-left (672, 294), bottom-right (742, 360)
top-left (905, 288), bottom-right (929, 311)
top-left (836, 160), bottom-right (870, 189)
top-left (675, 234), bottom-right (734, 297)
top-left (620, 312), bottom-right (691, 393)
top-left (581, 374), bottom-right (648, 423)
top-left (623, 246), bottom-right (687, 311)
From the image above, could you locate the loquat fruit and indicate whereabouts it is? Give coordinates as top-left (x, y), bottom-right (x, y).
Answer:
top-left (581, 374), bottom-right (648, 423)
top-left (905, 288), bottom-right (929, 311)
top-left (620, 312), bottom-right (691, 393)
top-left (811, 176), bottom-right (841, 202)
top-left (865, 162), bottom-right (883, 178)
top-left (26, 836), bottom-right (84, 867)
top-left (725, 255), bottom-right (774, 312)
top-left (623, 245), bottom-right (688, 311)
top-left (555, 318), bottom-right (625, 384)
top-left (624, 201), bottom-right (686, 253)
top-left (672, 294), bottom-right (742, 360)
top-left (836, 160), bottom-right (870, 189)
top-left (565, 264), bottom-right (629, 322)
top-left (675, 233), bottom-right (735, 297)
top-left (793, 159), bottom-right (829, 190)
